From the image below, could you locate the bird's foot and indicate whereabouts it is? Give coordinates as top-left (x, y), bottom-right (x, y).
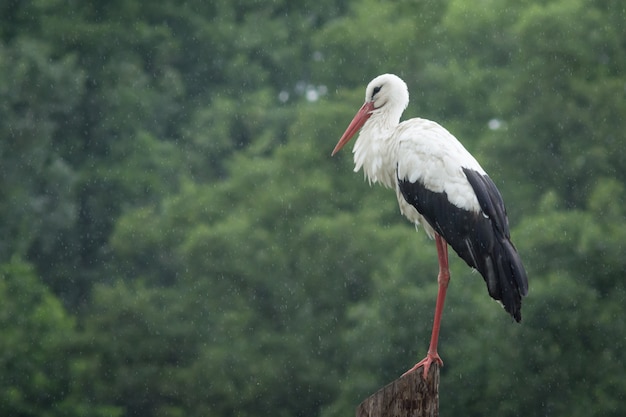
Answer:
top-left (402, 352), bottom-right (443, 380)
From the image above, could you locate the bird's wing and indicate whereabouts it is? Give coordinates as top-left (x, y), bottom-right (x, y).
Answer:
top-left (395, 119), bottom-right (528, 320)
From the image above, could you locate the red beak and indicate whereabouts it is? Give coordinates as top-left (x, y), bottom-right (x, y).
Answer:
top-left (331, 101), bottom-right (375, 156)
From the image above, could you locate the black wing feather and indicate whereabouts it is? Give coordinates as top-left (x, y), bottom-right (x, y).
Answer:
top-left (398, 168), bottom-right (528, 322)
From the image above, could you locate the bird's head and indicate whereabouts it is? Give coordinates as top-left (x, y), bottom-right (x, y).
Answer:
top-left (332, 74), bottom-right (409, 156)
top-left (365, 73), bottom-right (409, 112)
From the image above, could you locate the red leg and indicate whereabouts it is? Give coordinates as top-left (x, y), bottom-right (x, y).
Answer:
top-left (403, 234), bottom-right (450, 379)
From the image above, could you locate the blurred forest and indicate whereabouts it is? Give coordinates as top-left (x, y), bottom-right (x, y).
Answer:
top-left (1, 0), bottom-right (625, 416)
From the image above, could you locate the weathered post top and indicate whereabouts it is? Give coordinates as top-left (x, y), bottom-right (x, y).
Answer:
top-left (356, 363), bottom-right (439, 417)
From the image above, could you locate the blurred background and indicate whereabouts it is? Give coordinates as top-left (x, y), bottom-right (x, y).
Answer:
top-left (1, 0), bottom-right (625, 416)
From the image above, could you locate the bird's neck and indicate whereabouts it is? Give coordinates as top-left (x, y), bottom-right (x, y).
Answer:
top-left (352, 115), bottom-right (399, 189)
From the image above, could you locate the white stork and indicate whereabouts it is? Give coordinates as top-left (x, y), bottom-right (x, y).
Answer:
top-left (332, 74), bottom-right (528, 378)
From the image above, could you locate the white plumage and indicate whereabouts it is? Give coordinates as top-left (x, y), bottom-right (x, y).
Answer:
top-left (396, 119), bottom-right (485, 235)
top-left (342, 74), bottom-right (485, 237)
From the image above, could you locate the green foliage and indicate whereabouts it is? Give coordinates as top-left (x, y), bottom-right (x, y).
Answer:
top-left (0, 38), bottom-right (83, 261)
top-left (1, 0), bottom-right (626, 416)
top-left (0, 259), bottom-right (70, 415)
top-left (0, 258), bottom-right (117, 417)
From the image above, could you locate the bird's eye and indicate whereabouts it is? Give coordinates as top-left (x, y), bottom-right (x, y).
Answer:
top-left (372, 86), bottom-right (382, 98)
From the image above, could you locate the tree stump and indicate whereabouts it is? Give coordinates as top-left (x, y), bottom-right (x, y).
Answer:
top-left (356, 363), bottom-right (440, 417)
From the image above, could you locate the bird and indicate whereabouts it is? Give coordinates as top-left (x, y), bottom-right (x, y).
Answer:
top-left (331, 74), bottom-right (528, 379)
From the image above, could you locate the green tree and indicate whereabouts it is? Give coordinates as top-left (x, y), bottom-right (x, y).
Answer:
top-left (0, 39), bottom-right (83, 263)
top-left (0, 258), bottom-right (116, 416)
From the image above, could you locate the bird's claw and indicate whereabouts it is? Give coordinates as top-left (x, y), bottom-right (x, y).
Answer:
top-left (402, 353), bottom-right (443, 380)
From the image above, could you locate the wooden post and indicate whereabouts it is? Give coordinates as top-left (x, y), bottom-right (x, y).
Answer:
top-left (356, 364), bottom-right (439, 417)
